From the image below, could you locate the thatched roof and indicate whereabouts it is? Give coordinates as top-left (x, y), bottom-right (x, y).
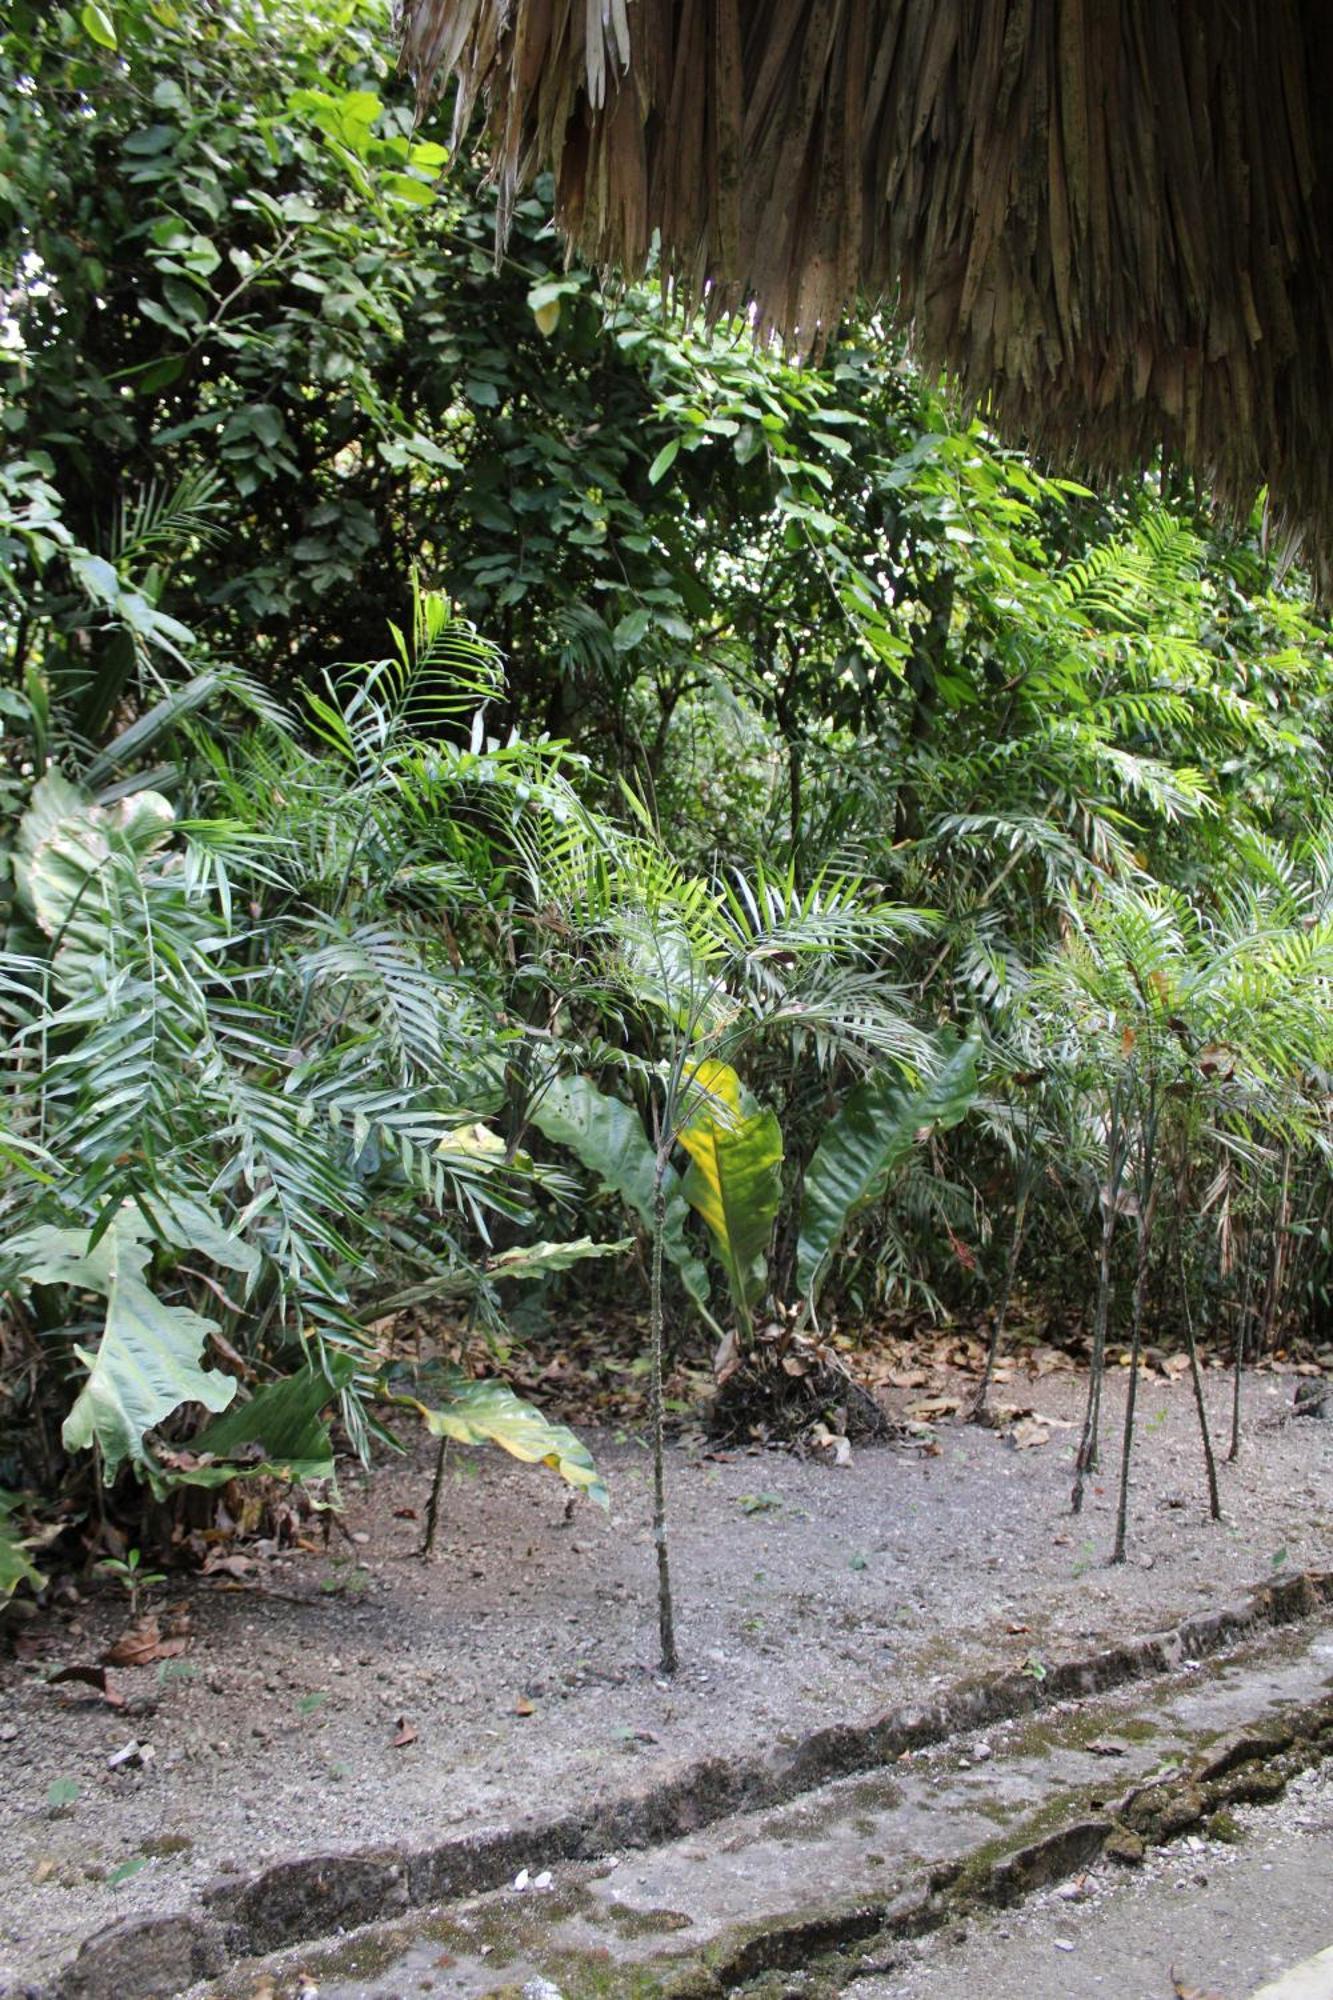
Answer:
top-left (399, 1), bottom-right (1333, 559)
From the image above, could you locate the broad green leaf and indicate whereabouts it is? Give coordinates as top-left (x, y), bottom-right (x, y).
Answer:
top-left (676, 1062), bottom-right (782, 1321)
top-left (183, 1354), bottom-right (357, 1486)
top-left (11, 1209), bottom-right (237, 1482)
top-left (529, 1076), bottom-right (713, 1314)
top-left (527, 278), bottom-right (578, 335)
top-left (14, 769), bottom-right (174, 946)
top-left (486, 1236), bottom-right (632, 1282)
top-left (144, 1192), bottom-right (259, 1284)
top-left (647, 437), bottom-right (680, 485)
top-left (420, 1375), bottom-right (607, 1506)
top-left (0, 1495), bottom-right (45, 1601)
top-left (797, 1031), bottom-right (982, 1301)
top-left (80, 2), bottom-right (118, 48)
top-left (613, 607), bottom-right (652, 652)
top-left (383, 173), bottom-right (437, 208)
top-left (122, 124), bottom-right (175, 156)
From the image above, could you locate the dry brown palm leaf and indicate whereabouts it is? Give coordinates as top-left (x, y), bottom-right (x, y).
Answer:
top-left (399, 0), bottom-right (1333, 579)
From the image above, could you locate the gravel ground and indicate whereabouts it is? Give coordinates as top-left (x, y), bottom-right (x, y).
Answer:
top-left (866, 1755), bottom-right (1333, 2000)
top-left (2, 1363), bottom-right (1331, 1992)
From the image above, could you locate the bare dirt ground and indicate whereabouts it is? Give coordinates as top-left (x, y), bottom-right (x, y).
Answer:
top-left (2, 1360), bottom-right (1331, 1994)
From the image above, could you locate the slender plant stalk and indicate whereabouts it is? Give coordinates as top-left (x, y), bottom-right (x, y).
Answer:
top-left (1176, 1233), bottom-right (1221, 1520)
top-left (1073, 1092), bottom-right (1125, 1514)
top-left (972, 1133), bottom-right (1034, 1419)
top-left (1281, 1168), bottom-right (1331, 1327)
top-left (422, 1288), bottom-right (479, 1558)
top-left (1112, 1143), bottom-right (1158, 1565)
top-left (421, 1437), bottom-right (449, 1560)
top-left (1229, 1226), bottom-right (1257, 1462)
top-left (650, 1160), bottom-right (679, 1675)
top-left (1256, 1147), bottom-right (1292, 1356)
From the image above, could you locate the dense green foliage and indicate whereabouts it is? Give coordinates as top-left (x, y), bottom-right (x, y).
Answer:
top-left (3, 0), bottom-right (1333, 1601)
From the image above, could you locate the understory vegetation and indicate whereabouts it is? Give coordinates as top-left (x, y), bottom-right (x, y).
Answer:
top-left (3, 0), bottom-right (1332, 1653)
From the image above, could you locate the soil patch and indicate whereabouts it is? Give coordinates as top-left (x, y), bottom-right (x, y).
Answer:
top-left (2, 1364), bottom-right (1331, 1993)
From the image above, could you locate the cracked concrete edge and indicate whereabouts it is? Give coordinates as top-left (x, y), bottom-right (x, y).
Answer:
top-left (641, 1687), bottom-right (1333, 1998)
top-left (44, 1565), bottom-right (1333, 2000)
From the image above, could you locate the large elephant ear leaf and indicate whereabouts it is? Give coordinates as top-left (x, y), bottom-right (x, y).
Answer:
top-left (797, 1030), bottom-right (982, 1302)
top-left (676, 1062), bottom-right (783, 1321)
top-left (529, 1074), bottom-right (714, 1315)
top-left (10, 1207), bottom-right (239, 1482)
top-left (419, 1374), bottom-right (608, 1507)
top-left (14, 767), bottom-right (174, 950)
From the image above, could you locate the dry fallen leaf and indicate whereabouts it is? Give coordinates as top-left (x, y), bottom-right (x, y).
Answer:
top-left (46, 1663), bottom-right (125, 1707)
top-left (808, 1422), bottom-right (853, 1467)
top-left (102, 1619), bottom-right (164, 1668)
top-left (712, 1328), bottom-right (741, 1385)
top-left (514, 1695), bottom-right (535, 1717)
top-left (201, 1551), bottom-right (257, 1579)
top-left (1029, 1346), bottom-right (1071, 1377)
top-left (102, 1617), bottom-right (190, 1668)
top-left (391, 1718), bottom-right (418, 1749)
top-left (908, 1396), bottom-right (959, 1422)
top-left (1171, 1971), bottom-right (1228, 2000)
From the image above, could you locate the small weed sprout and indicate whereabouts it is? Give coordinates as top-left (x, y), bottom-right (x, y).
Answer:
top-left (95, 1548), bottom-right (165, 1620)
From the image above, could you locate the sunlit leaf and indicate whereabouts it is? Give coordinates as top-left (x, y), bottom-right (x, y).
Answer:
top-left (80, 2), bottom-right (118, 49)
top-left (11, 1208), bottom-right (238, 1482)
top-left (418, 1375), bottom-right (607, 1506)
top-left (676, 1062), bottom-right (782, 1322)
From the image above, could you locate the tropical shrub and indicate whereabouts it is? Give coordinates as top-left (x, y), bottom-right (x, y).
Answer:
top-left (0, 593), bottom-right (618, 1518)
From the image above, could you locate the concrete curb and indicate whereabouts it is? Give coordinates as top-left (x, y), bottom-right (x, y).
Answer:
top-left (662, 1685), bottom-right (1333, 1997)
top-left (45, 1566), bottom-right (1333, 2000)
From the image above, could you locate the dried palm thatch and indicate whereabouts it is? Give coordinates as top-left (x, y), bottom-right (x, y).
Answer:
top-left (399, 0), bottom-right (1333, 562)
